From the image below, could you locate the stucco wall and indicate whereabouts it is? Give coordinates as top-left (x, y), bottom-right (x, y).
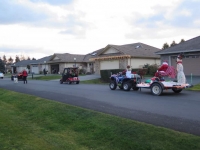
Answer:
top-left (131, 58), bottom-right (160, 68)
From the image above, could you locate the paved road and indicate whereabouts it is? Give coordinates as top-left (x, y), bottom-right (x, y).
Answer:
top-left (0, 78), bottom-right (200, 136)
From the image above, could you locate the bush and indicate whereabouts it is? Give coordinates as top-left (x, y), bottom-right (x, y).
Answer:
top-left (143, 63), bottom-right (159, 76)
top-left (79, 69), bottom-right (86, 75)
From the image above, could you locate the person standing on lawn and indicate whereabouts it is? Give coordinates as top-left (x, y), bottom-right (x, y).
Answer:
top-left (22, 69), bottom-right (28, 84)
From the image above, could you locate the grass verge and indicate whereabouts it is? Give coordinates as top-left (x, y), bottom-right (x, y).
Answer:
top-left (30, 75), bottom-right (62, 80)
top-left (187, 83), bottom-right (200, 91)
top-left (0, 88), bottom-right (200, 150)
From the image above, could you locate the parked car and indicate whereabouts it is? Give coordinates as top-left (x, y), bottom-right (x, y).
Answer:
top-left (109, 72), bottom-right (141, 91)
top-left (60, 67), bottom-right (80, 84)
top-left (0, 72), bottom-right (4, 79)
top-left (11, 72), bottom-right (23, 81)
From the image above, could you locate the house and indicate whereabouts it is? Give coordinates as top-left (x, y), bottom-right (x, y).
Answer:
top-left (29, 55), bottom-right (52, 74)
top-left (11, 60), bottom-right (37, 73)
top-left (155, 36), bottom-right (200, 76)
top-left (47, 53), bottom-right (87, 74)
top-left (90, 43), bottom-right (161, 74)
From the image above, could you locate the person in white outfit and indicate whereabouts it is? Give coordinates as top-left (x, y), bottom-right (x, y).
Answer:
top-left (176, 53), bottom-right (186, 84)
top-left (124, 65), bottom-right (132, 78)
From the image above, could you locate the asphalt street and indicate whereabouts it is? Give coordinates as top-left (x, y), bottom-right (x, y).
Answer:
top-left (0, 76), bottom-right (200, 136)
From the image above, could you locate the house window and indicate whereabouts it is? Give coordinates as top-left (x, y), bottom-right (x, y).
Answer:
top-left (185, 56), bottom-right (189, 58)
top-left (191, 55), bottom-right (199, 58)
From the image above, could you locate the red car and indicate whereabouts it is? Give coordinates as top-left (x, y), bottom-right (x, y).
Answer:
top-left (11, 72), bottom-right (23, 81)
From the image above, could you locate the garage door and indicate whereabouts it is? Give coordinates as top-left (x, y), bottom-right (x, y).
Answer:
top-left (32, 65), bottom-right (39, 74)
top-left (171, 56), bottom-right (200, 76)
top-left (100, 60), bottom-right (119, 70)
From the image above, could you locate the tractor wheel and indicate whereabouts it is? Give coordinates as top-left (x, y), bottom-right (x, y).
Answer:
top-left (109, 81), bottom-right (117, 90)
top-left (151, 83), bottom-right (163, 96)
top-left (76, 81), bottom-right (79, 84)
top-left (123, 82), bottom-right (131, 91)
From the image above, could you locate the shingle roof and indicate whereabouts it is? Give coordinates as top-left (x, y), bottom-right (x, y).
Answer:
top-left (94, 43), bottom-right (160, 59)
top-left (11, 60), bottom-right (37, 67)
top-left (156, 36), bottom-right (200, 55)
top-left (48, 53), bottom-right (85, 63)
top-left (30, 55), bottom-right (52, 64)
top-left (82, 48), bottom-right (104, 62)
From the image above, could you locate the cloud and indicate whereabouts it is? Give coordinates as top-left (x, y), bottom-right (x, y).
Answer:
top-left (0, 0), bottom-right (49, 24)
top-left (30, 0), bottom-right (73, 5)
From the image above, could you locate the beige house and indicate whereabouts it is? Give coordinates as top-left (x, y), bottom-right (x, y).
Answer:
top-left (90, 43), bottom-right (161, 74)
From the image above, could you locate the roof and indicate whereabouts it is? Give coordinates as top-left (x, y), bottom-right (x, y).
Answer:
top-left (156, 36), bottom-right (200, 55)
top-left (82, 48), bottom-right (104, 62)
top-left (30, 55), bottom-right (52, 64)
top-left (48, 53), bottom-right (85, 63)
top-left (11, 60), bottom-right (37, 67)
top-left (91, 43), bottom-right (160, 60)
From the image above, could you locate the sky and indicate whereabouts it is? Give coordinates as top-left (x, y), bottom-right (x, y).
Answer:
top-left (0, 0), bottom-right (200, 60)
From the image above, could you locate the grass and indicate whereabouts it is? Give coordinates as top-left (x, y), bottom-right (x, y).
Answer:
top-left (30, 74), bottom-right (62, 80)
top-left (187, 83), bottom-right (200, 91)
top-left (0, 88), bottom-right (200, 150)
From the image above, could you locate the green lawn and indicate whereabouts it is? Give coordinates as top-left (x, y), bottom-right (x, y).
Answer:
top-left (0, 88), bottom-right (200, 150)
top-left (30, 74), bottom-right (62, 80)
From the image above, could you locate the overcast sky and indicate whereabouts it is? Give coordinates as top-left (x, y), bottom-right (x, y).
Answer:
top-left (0, 0), bottom-right (200, 60)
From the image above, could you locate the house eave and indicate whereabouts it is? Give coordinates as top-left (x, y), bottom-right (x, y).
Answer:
top-left (156, 49), bottom-right (200, 55)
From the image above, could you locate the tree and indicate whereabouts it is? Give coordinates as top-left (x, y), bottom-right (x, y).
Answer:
top-left (3, 55), bottom-right (7, 64)
top-left (162, 43), bottom-right (169, 50)
top-left (170, 41), bottom-right (177, 47)
top-left (8, 56), bottom-right (14, 64)
top-left (0, 58), bottom-right (5, 73)
top-left (27, 57), bottom-right (31, 60)
top-left (15, 55), bottom-right (20, 62)
top-left (20, 55), bottom-right (25, 61)
top-left (179, 39), bottom-right (185, 44)
top-left (32, 57), bottom-right (36, 60)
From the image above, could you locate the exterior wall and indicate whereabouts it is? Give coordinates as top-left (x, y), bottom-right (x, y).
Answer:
top-left (100, 60), bottom-right (119, 70)
top-left (171, 54), bottom-right (200, 76)
top-left (17, 66), bottom-right (27, 73)
top-left (161, 53), bottom-right (200, 76)
top-left (94, 61), bottom-right (100, 74)
top-left (103, 47), bottom-right (119, 54)
top-left (119, 59), bottom-right (128, 69)
top-left (131, 58), bottom-right (160, 68)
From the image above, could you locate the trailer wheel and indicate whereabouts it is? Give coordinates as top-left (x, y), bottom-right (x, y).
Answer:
top-left (109, 81), bottom-right (117, 90)
top-left (151, 83), bottom-right (163, 96)
top-left (172, 88), bottom-right (182, 93)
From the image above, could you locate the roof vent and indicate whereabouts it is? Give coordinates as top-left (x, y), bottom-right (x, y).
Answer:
top-left (91, 52), bottom-right (97, 56)
top-left (135, 45), bottom-right (141, 49)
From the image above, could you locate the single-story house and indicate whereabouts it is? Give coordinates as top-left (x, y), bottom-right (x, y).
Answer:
top-left (11, 60), bottom-right (37, 73)
top-left (155, 36), bottom-right (200, 76)
top-left (90, 43), bottom-right (161, 74)
top-left (29, 55), bottom-right (52, 74)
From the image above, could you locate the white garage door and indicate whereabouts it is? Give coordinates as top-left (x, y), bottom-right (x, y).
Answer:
top-left (100, 60), bottom-right (119, 70)
top-left (32, 66), bottom-right (39, 74)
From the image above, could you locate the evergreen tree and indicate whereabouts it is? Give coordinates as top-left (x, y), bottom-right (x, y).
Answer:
top-left (8, 56), bottom-right (14, 64)
top-left (162, 43), bottom-right (169, 50)
top-left (3, 55), bottom-right (7, 64)
top-left (27, 57), bottom-right (31, 60)
top-left (0, 58), bottom-right (5, 73)
top-left (32, 57), bottom-right (36, 60)
top-left (179, 39), bottom-right (185, 44)
top-left (170, 41), bottom-right (177, 47)
top-left (15, 55), bottom-right (20, 62)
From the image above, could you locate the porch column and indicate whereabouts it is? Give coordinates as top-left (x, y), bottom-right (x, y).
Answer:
top-left (87, 63), bottom-right (90, 73)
